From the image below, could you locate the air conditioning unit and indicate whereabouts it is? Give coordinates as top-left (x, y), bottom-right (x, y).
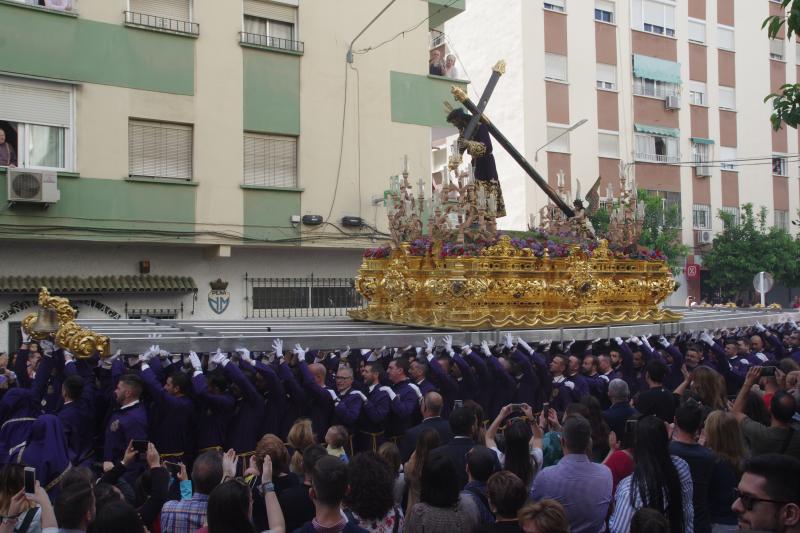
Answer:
top-left (6, 169), bottom-right (60, 205)
top-left (665, 95), bottom-right (681, 110)
top-left (695, 166), bottom-right (712, 177)
top-left (696, 229), bottom-right (713, 244)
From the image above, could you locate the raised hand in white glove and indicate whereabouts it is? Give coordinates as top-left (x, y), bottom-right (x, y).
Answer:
top-left (504, 333), bottom-right (514, 349)
top-left (211, 349), bottom-right (229, 367)
top-left (754, 321), bottom-right (766, 333)
top-left (443, 335), bottom-right (454, 355)
top-left (563, 380), bottom-right (575, 390)
top-left (379, 386), bottom-right (397, 401)
top-left (658, 335), bottom-right (670, 348)
top-left (188, 351), bottom-right (202, 374)
top-left (640, 336), bottom-right (652, 349)
top-left (272, 338), bottom-right (283, 357)
top-left (516, 337), bottom-right (533, 354)
top-left (699, 331), bottom-right (715, 346)
top-left (40, 339), bottom-right (56, 357)
top-left (424, 337), bottom-right (435, 354)
top-left (235, 348), bottom-right (252, 363)
top-left (481, 340), bottom-right (493, 357)
top-left (614, 337), bottom-right (624, 345)
top-left (341, 345), bottom-right (351, 359)
top-left (101, 349), bottom-right (121, 370)
top-left (293, 344), bottom-right (307, 360)
top-left (627, 336), bottom-right (641, 346)
top-left (63, 350), bottom-right (74, 364)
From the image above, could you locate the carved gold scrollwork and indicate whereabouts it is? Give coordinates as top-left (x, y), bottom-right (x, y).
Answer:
top-left (22, 288), bottom-right (111, 359)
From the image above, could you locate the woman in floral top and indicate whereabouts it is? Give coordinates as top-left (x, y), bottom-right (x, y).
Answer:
top-left (344, 453), bottom-right (404, 533)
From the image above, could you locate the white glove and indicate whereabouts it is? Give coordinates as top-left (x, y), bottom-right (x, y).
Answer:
top-left (700, 331), bottom-right (715, 346)
top-left (21, 331), bottom-right (31, 344)
top-left (188, 351), bottom-right (202, 374)
top-left (614, 337), bottom-right (624, 345)
top-left (341, 345), bottom-right (351, 359)
top-left (392, 348), bottom-right (403, 359)
top-left (788, 319), bottom-right (798, 329)
top-left (565, 338), bottom-right (576, 351)
top-left (379, 386), bottom-right (397, 401)
top-left (40, 339), bottom-right (56, 357)
top-left (754, 321), bottom-right (766, 333)
top-left (101, 349), bottom-right (121, 370)
top-left (640, 336), bottom-right (652, 349)
top-left (211, 349), bottom-right (229, 367)
top-left (171, 353), bottom-right (183, 365)
top-left (293, 344), bottom-right (307, 360)
top-left (158, 348), bottom-right (170, 359)
top-left (352, 390), bottom-right (367, 402)
top-left (424, 337), bottom-right (435, 354)
top-left (657, 335), bottom-right (669, 348)
top-left (540, 338), bottom-right (552, 349)
top-left (443, 335), bottom-right (454, 355)
top-left (461, 344), bottom-right (472, 356)
top-left (235, 348), bottom-right (252, 363)
top-left (628, 336), bottom-right (641, 346)
top-left (272, 338), bottom-right (283, 357)
top-left (516, 337), bottom-right (533, 354)
top-left (63, 350), bottom-right (74, 364)
top-left (563, 380), bottom-right (575, 390)
top-left (415, 346), bottom-right (423, 358)
top-left (481, 340), bottom-right (493, 357)
top-left (360, 349), bottom-right (372, 356)
top-left (504, 333), bottom-right (514, 349)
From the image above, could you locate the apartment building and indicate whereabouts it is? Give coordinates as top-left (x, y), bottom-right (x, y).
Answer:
top-left (441, 0), bottom-right (800, 303)
top-left (0, 0), bottom-right (467, 349)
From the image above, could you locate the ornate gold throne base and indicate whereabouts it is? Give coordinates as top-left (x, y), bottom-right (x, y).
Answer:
top-left (349, 237), bottom-right (681, 330)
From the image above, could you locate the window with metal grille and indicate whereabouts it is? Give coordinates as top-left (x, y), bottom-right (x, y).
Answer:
top-left (126, 0), bottom-right (197, 34)
top-left (774, 209), bottom-right (789, 231)
top-left (243, 133), bottom-right (297, 188)
top-left (634, 133), bottom-right (680, 163)
top-left (241, 0), bottom-right (301, 51)
top-left (720, 206), bottom-right (739, 227)
top-left (128, 120), bottom-right (193, 181)
top-left (251, 285), bottom-right (359, 310)
top-left (633, 77), bottom-right (679, 98)
top-left (693, 204), bottom-right (711, 229)
top-left (645, 190), bottom-right (681, 226)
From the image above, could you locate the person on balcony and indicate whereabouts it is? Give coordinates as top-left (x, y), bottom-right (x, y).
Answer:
top-left (0, 128), bottom-right (16, 167)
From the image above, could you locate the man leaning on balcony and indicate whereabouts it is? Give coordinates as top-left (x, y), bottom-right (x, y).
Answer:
top-left (0, 128), bottom-right (16, 168)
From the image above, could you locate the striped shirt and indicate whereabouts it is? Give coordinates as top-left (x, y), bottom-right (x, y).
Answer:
top-left (609, 455), bottom-right (694, 533)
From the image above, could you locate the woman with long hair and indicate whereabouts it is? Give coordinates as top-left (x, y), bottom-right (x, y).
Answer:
top-left (287, 419), bottom-right (315, 476)
top-left (404, 428), bottom-right (441, 515)
top-left (703, 410), bottom-right (745, 533)
top-left (675, 366), bottom-right (727, 412)
top-left (404, 452), bottom-right (480, 533)
top-left (485, 404), bottom-right (542, 490)
top-left (0, 464), bottom-right (42, 533)
top-left (579, 395), bottom-right (611, 462)
top-left (608, 415), bottom-right (694, 533)
top-left (202, 456), bottom-right (285, 533)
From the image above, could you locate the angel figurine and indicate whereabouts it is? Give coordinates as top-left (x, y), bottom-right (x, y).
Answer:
top-left (570, 176), bottom-right (601, 239)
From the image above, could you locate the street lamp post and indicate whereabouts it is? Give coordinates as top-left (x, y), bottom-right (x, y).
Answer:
top-left (534, 118), bottom-right (588, 162)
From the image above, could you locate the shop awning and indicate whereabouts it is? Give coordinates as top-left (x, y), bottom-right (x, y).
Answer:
top-left (632, 54), bottom-right (682, 84)
top-left (634, 123), bottom-right (680, 137)
top-left (0, 275), bottom-right (197, 295)
top-left (690, 137), bottom-right (715, 145)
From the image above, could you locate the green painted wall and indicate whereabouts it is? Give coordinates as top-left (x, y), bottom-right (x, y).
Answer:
top-left (243, 49), bottom-right (301, 135)
top-left (242, 188), bottom-right (300, 242)
top-left (0, 3), bottom-right (194, 95)
top-left (390, 72), bottom-right (467, 128)
top-left (0, 173), bottom-right (196, 241)
top-left (428, 0), bottom-right (466, 28)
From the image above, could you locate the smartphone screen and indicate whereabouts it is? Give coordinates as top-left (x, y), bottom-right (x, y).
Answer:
top-left (164, 461), bottom-right (181, 476)
top-left (24, 467), bottom-right (35, 495)
top-left (542, 403), bottom-right (549, 413)
top-left (453, 400), bottom-right (464, 409)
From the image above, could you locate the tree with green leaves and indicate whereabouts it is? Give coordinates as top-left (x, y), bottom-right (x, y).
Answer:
top-left (703, 204), bottom-right (800, 301)
top-left (764, 1), bottom-right (800, 129)
top-left (635, 189), bottom-right (689, 276)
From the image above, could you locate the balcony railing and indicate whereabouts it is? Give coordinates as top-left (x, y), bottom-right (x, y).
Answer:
top-left (430, 29), bottom-right (446, 49)
top-left (124, 11), bottom-right (199, 36)
top-left (239, 32), bottom-right (304, 53)
top-left (634, 152), bottom-right (680, 164)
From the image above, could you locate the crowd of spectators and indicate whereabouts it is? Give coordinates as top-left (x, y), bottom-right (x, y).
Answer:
top-left (0, 317), bottom-right (799, 533)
